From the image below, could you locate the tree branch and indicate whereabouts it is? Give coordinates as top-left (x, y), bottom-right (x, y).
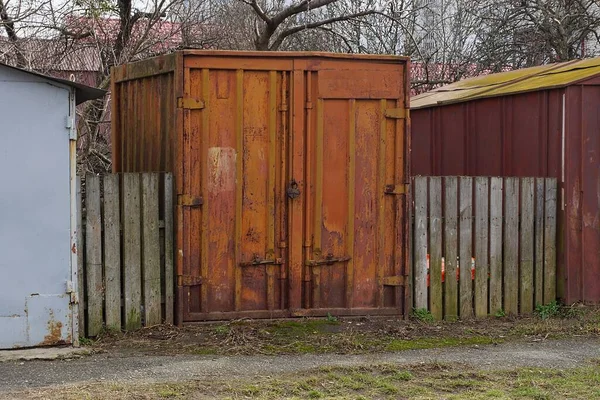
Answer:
top-left (241, 0), bottom-right (271, 24)
top-left (0, 0), bottom-right (26, 67)
top-left (270, 10), bottom-right (375, 50)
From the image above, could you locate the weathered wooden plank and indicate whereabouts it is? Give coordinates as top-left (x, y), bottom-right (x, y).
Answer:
top-left (429, 177), bottom-right (443, 320)
top-left (142, 173), bottom-right (161, 326)
top-left (444, 177), bottom-right (459, 321)
top-left (489, 178), bottom-right (503, 315)
top-left (474, 177), bottom-right (489, 317)
top-left (76, 177), bottom-right (85, 337)
top-left (534, 178), bottom-right (545, 307)
top-left (85, 174), bottom-right (103, 336)
top-left (414, 177), bottom-right (428, 311)
top-left (123, 173), bottom-right (142, 331)
top-left (405, 180), bottom-right (414, 319)
top-left (544, 178), bottom-right (557, 304)
top-left (504, 178), bottom-right (519, 316)
top-left (103, 174), bottom-right (121, 331)
top-left (520, 178), bottom-right (535, 314)
top-left (459, 177), bottom-right (473, 319)
top-left (164, 173), bottom-right (175, 324)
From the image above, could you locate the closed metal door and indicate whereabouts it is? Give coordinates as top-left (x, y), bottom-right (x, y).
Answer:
top-left (291, 61), bottom-right (409, 316)
top-left (0, 72), bottom-right (75, 348)
top-left (179, 55), bottom-right (409, 321)
top-left (180, 66), bottom-right (291, 320)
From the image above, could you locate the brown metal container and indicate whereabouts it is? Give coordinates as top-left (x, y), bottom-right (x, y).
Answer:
top-left (111, 51), bottom-right (411, 322)
top-left (411, 59), bottom-right (600, 305)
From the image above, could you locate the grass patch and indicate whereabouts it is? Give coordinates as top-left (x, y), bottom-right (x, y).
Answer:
top-left (20, 362), bottom-right (600, 399)
top-left (78, 336), bottom-right (94, 346)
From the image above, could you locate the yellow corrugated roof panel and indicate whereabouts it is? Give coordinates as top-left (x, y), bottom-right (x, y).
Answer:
top-left (411, 58), bottom-right (600, 110)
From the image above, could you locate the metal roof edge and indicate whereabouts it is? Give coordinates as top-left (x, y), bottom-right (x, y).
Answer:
top-left (0, 62), bottom-right (106, 104)
top-left (411, 59), bottom-right (590, 110)
top-left (181, 49), bottom-right (410, 62)
top-left (455, 60), bottom-right (579, 104)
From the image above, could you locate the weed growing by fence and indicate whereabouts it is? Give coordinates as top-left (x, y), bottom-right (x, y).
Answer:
top-left (412, 308), bottom-right (435, 323)
top-left (535, 301), bottom-right (561, 320)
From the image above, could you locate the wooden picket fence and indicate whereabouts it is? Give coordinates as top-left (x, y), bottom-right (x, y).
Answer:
top-left (77, 173), bottom-right (174, 337)
top-left (412, 176), bottom-right (557, 320)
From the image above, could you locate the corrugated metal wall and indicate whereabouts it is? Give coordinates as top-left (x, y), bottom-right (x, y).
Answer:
top-left (112, 54), bottom-right (178, 174)
top-left (411, 84), bottom-right (600, 304)
top-left (412, 90), bottom-right (563, 177)
top-left (563, 84), bottom-right (600, 303)
top-left (112, 51), bottom-right (411, 322)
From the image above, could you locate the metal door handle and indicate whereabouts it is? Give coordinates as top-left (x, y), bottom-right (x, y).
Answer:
top-left (240, 254), bottom-right (283, 267)
top-left (306, 253), bottom-right (351, 267)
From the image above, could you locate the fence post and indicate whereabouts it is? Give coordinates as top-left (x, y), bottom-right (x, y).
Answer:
top-left (459, 177), bottom-right (473, 319)
top-left (85, 174), bottom-right (103, 336)
top-left (474, 177), bottom-right (489, 318)
top-left (104, 174), bottom-right (121, 330)
top-left (429, 177), bottom-right (443, 320)
top-left (520, 178), bottom-right (535, 314)
top-left (489, 178), bottom-right (503, 315)
top-left (504, 178), bottom-right (519, 316)
top-left (142, 173), bottom-right (161, 326)
top-left (164, 174), bottom-right (175, 324)
top-left (414, 177), bottom-right (428, 311)
top-left (444, 177), bottom-right (459, 321)
top-left (544, 178), bottom-right (557, 304)
top-left (123, 173), bottom-right (142, 331)
top-left (534, 178), bottom-right (545, 306)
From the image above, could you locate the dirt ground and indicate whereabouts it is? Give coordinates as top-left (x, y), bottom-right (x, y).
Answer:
top-left (90, 304), bottom-right (600, 356)
top-left (0, 306), bottom-right (598, 399)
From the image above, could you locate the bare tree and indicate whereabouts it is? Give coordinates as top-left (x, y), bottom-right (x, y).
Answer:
top-left (0, 0), bottom-right (213, 173)
top-left (475, 0), bottom-right (600, 70)
top-left (238, 0), bottom-right (376, 50)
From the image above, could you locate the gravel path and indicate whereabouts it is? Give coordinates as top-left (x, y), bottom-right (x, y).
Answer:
top-left (0, 337), bottom-right (598, 392)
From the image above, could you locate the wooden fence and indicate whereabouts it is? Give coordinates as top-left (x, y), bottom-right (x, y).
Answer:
top-left (77, 173), bottom-right (174, 337)
top-left (412, 176), bottom-right (557, 320)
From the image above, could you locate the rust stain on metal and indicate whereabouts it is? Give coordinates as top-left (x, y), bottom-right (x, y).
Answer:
top-left (42, 311), bottom-right (64, 346)
top-left (111, 50), bottom-right (410, 320)
top-left (71, 243), bottom-right (77, 254)
top-left (207, 147), bottom-right (236, 194)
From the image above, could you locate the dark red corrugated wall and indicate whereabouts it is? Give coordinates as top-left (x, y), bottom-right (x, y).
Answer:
top-left (563, 84), bottom-right (600, 303)
top-left (412, 90), bottom-right (563, 177)
top-left (411, 84), bottom-right (600, 304)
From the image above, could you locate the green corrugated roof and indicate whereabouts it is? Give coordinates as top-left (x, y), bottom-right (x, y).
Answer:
top-left (411, 58), bottom-right (600, 110)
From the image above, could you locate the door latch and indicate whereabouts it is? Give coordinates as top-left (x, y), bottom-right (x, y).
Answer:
top-left (240, 253), bottom-right (283, 267)
top-left (287, 179), bottom-right (301, 199)
top-left (306, 253), bottom-right (351, 267)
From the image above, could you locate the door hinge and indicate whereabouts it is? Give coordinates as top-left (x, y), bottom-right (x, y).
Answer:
top-left (382, 276), bottom-right (405, 287)
top-left (66, 116), bottom-right (77, 140)
top-left (177, 97), bottom-right (205, 110)
top-left (178, 194), bottom-right (204, 207)
top-left (384, 184), bottom-right (409, 195)
top-left (178, 275), bottom-right (203, 287)
top-left (384, 108), bottom-right (408, 119)
top-left (66, 280), bottom-right (78, 304)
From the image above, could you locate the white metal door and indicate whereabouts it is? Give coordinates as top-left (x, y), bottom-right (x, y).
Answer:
top-left (0, 68), bottom-right (75, 348)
